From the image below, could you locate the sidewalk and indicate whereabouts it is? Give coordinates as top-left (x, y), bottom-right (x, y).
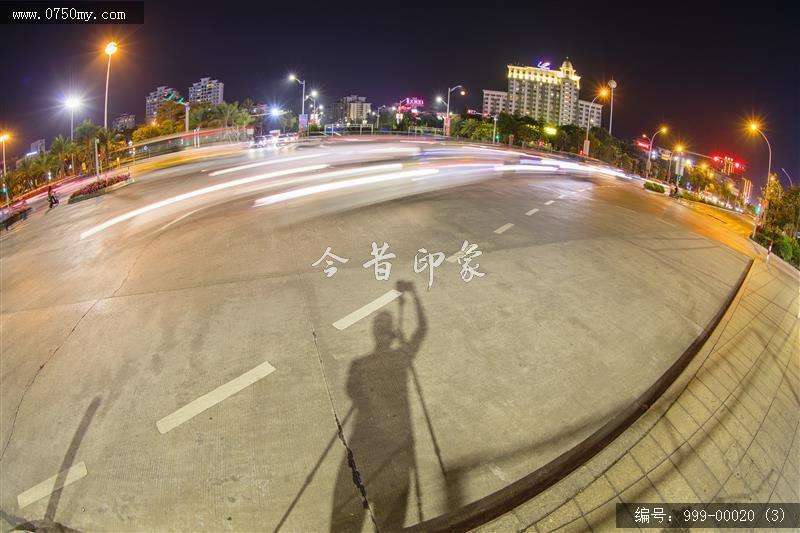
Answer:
top-left (477, 256), bottom-right (799, 531)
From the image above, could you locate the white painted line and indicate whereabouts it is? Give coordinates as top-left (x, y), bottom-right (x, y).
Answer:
top-left (156, 361), bottom-right (276, 434)
top-left (558, 194), bottom-right (566, 199)
top-left (494, 223), bottom-right (514, 234)
top-left (333, 290), bottom-right (402, 330)
top-left (544, 200), bottom-right (555, 206)
top-left (156, 208), bottom-right (202, 233)
top-left (526, 208), bottom-right (539, 216)
top-left (18, 462), bottom-right (87, 508)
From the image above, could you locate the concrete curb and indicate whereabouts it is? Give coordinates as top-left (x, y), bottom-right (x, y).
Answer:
top-left (407, 259), bottom-right (755, 533)
top-left (68, 177), bottom-right (135, 204)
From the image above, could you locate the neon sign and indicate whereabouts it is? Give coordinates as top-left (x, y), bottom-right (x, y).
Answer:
top-left (536, 61), bottom-right (551, 70)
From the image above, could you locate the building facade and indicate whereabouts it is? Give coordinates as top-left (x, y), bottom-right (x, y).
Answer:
top-left (146, 86), bottom-right (180, 120)
top-left (577, 99), bottom-right (603, 129)
top-left (112, 113), bottom-right (136, 132)
top-left (189, 77), bottom-right (224, 105)
top-left (484, 59), bottom-right (602, 128)
top-left (482, 90), bottom-right (508, 116)
top-left (333, 95), bottom-right (372, 123)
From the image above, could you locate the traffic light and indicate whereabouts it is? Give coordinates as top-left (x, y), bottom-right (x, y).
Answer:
top-left (2, 183), bottom-right (6, 194)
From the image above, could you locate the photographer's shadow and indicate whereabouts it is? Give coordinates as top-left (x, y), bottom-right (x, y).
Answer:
top-left (330, 280), bottom-right (427, 532)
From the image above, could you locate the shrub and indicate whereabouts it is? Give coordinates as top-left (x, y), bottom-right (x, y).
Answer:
top-left (755, 228), bottom-right (800, 268)
top-left (70, 173), bottom-right (131, 199)
top-left (644, 181), bottom-right (665, 193)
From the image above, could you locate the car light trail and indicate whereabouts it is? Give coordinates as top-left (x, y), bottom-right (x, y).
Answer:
top-left (80, 163), bottom-right (405, 239)
top-left (80, 164), bottom-right (329, 239)
top-left (494, 164), bottom-right (560, 172)
top-left (254, 168), bottom-right (439, 207)
top-left (208, 153), bottom-right (327, 176)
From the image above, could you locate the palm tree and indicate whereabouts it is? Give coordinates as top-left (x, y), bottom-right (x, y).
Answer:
top-left (49, 135), bottom-right (74, 178)
top-left (212, 102), bottom-right (239, 128)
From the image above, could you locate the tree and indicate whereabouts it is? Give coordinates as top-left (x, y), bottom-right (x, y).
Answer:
top-left (49, 135), bottom-right (75, 178)
top-left (156, 100), bottom-right (186, 124)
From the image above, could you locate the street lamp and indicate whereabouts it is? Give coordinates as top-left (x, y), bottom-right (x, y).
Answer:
top-left (645, 126), bottom-right (667, 180)
top-left (288, 74), bottom-right (306, 131)
top-left (443, 85), bottom-right (465, 136)
top-left (492, 114), bottom-right (498, 144)
top-left (607, 79), bottom-right (617, 135)
top-left (65, 97), bottom-right (81, 176)
top-left (667, 144), bottom-right (684, 184)
top-left (583, 88), bottom-right (608, 157)
top-left (1, 133), bottom-right (10, 207)
top-left (749, 122), bottom-right (773, 237)
top-left (103, 41), bottom-right (118, 130)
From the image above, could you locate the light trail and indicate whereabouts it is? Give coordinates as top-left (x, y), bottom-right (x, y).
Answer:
top-left (80, 164), bottom-right (328, 239)
top-left (208, 153), bottom-right (327, 176)
top-left (80, 163), bottom-right (404, 239)
top-left (254, 168), bottom-right (439, 207)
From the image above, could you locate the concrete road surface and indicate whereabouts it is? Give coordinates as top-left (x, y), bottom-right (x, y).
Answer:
top-left (1, 139), bottom-right (755, 531)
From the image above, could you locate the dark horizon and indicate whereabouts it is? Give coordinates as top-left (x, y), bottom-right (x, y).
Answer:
top-left (1, 1), bottom-right (796, 192)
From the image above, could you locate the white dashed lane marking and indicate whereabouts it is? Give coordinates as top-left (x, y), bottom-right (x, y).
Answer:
top-left (494, 223), bottom-right (514, 234)
top-left (156, 361), bottom-right (276, 434)
top-left (18, 462), bottom-right (88, 508)
top-left (544, 200), bottom-right (555, 206)
top-left (332, 290), bottom-right (403, 330)
top-left (526, 208), bottom-right (539, 216)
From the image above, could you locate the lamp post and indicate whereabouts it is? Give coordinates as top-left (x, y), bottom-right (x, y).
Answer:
top-left (749, 122), bottom-right (773, 237)
top-left (645, 126), bottom-right (667, 180)
top-left (1, 133), bottom-right (9, 207)
top-left (607, 79), bottom-right (617, 135)
top-left (103, 41), bottom-right (118, 130)
top-left (66, 97), bottom-right (80, 176)
top-left (583, 88), bottom-right (608, 157)
top-left (439, 85), bottom-right (465, 136)
top-left (492, 114), bottom-right (498, 144)
top-left (288, 74), bottom-right (306, 133)
top-left (667, 144), bottom-right (684, 184)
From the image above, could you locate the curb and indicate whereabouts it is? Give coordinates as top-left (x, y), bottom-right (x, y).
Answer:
top-left (68, 178), bottom-right (135, 204)
top-left (406, 258), bottom-right (755, 533)
top-left (749, 237), bottom-right (800, 276)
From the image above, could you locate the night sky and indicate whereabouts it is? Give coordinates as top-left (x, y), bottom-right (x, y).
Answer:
top-left (1, 1), bottom-right (797, 191)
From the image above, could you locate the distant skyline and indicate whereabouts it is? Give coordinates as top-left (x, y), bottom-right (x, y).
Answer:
top-left (1, 1), bottom-right (796, 191)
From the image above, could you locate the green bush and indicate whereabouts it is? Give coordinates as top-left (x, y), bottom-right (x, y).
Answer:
top-left (644, 181), bottom-right (665, 193)
top-left (755, 228), bottom-right (800, 268)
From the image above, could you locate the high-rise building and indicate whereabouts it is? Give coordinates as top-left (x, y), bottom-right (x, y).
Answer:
top-left (189, 77), bottom-right (224, 105)
top-left (485, 58), bottom-right (603, 127)
top-left (482, 90), bottom-right (508, 116)
top-left (577, 99), bottom-right (602, 130)
top-left (112, 113), bottom-right (136, 132)
top-left (146, 86), bottom-right (180, 120)
top-left (333, 95), bottom-right (372, 123)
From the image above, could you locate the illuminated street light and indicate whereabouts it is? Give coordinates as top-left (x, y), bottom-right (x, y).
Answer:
top-left (1, 133), bottom-right (10, 207)
top-left (543, 126), bottom-right (557, 136)
top-left (288, 74), bottom-right (307, 131)
top-left (607, 79), bottom-right (617, 134)
top-left (583, 88), bottom-right (609, 157)
top-left (748, 122), bottom-right (773, 237)
top-left (645, 126), bottom-right (667, 180)
top-left (443, 85), bottom-right (465, 136)
top-left (103, 41), bottom-right (118, 130)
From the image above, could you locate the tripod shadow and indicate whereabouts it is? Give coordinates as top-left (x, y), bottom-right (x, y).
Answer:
top-left (1, 396), bottom-right (99, 532)
top-left (330, 281), bottom-right (428, 532)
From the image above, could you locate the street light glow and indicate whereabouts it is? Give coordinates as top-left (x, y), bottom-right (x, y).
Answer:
top-left (436, 96), bottom-right (443, 102)
top-left (749, 122), bottom-right (760, 132)
top-left (105, 41), bottom-right (118, 55)
top-left (65, 97), bottom-right (81, 109)
top-left (660, 126), bottom-right (667, 133)
top-left (288, 74), bottom-right (296, 81)
top-left (599, 88), bottom-right (609, 97)
top-left (675, 144), bottom-right (684, 153)
top-left (544, 126), bottom-right (557, 135)
top-left (0, 133), bottom-right (9, 142)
